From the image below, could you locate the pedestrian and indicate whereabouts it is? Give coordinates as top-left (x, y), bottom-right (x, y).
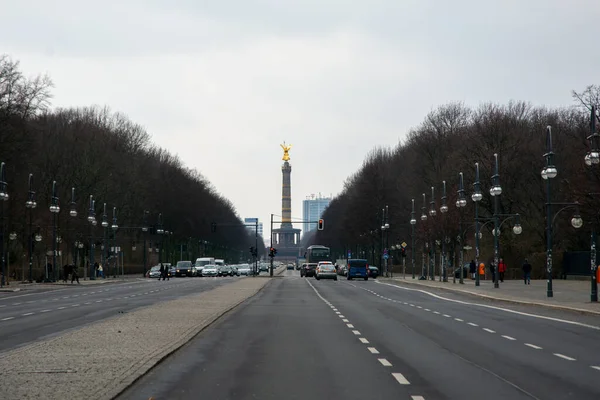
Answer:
top-left (159, 264), bottom-right (165, 281)
top-left (469, 260), bottom-right (476, 280)
top-left (94, 262), bottom-right (99, 277)
top-left (71, 264), bottom-right (80, 284)
top-left (98, 264), bottom-right (104, 278)
top-left (479, 262), bottom-right (485, 280)
top-left (522, 258), bottom-right (532, 285)
top-left (63, 264), bottom-right (69, 283)
top-left (498, 258), bottom-right (507, 282)
top-left (489, 261), bottom-right (496, 282)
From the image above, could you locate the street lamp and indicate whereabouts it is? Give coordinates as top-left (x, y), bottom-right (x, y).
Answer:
top-left (428, 187), bottom-right (436, 280)
top-left (542, 125), bottom-right (558, 297)
top-left (440, 181), bottom-right (448, 282)
top-left (410, 198), bottom-right (417, 279)
top-left (0, 162), bottom-right (8, 287)
top-left (87, 196), bottom-right (96, 280)
top-left (421, 193), bottom-right (427, 278)
top-left (67, 187), bottom-right (77, 273)
top-left (26, 174), bottom-right (37, 282)
top-left (456, 173), bottom-right (467, 284)
top-left (585, 105), bottom-right (600, 302)
top-left (111, 207), bottom-right (118, 278)
top-left (472, 162), bottom-right (483, 286)
top-left (490, 153), bottom-right (502, 288)
top-left (381, 205), bottom-right (389, 277)
top-left (9, 231), bottom-right (17, 282)
top-left (48, 181), bottom-right (60, 282)
top-left (142, 210), bottom-right (149, 278)
top-left (157, 213), bottom-right (164, 264)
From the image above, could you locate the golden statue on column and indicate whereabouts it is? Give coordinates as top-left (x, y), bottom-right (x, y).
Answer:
top-left (280, 142), bottom-right (292, 161)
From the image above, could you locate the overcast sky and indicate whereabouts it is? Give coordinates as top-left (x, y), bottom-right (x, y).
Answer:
top-left (2, 0), bottom-right (599, 243)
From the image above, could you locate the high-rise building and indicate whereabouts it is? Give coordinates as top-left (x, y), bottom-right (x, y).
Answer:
top-left (244, 218), bottom-right (263, 237)
top-left (302, 194), bottom-right (331, 235)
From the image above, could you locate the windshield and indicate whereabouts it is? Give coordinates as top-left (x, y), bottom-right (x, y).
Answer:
top-left (150, 266), bottom-right (160, 271)
top-left (348, 260), bottom-right (368, 268)
top-left (196, 260), bottom-right (212, 266)
top-left (177, 261), bottom-right (191, 268)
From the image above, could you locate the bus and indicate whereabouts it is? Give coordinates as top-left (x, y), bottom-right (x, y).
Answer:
top-left (305, 245), bottom-right (331, 264)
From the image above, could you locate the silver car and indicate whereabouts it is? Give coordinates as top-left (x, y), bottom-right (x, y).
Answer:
top-left (202, 265), bottom-right (219, 277)
top-left (315, 262), bottom-right (337, 281)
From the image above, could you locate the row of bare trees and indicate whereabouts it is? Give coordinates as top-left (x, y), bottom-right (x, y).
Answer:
top-left (312, 85), bottom-right (600, 279)
top-left (0, 55), bottom-right (263, 281)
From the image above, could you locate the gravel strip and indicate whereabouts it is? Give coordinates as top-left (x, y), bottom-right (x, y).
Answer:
top-left (0, 277), bottom-right (270, 400)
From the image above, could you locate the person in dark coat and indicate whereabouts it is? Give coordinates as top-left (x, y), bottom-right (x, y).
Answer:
top-left (522, 259), bottom-right (532, 285)
top-left (469, 260), bottom-right (476, 279)
top-left (159, 264), bottom-right (165, 281)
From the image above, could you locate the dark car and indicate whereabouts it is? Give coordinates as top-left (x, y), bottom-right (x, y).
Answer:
top-left (300, 263), bottom-right (317, 277)
top-left (454, 263), bottom-right (470, 279)
top-left (175, 261), bottom-right (193, 277)
top-left (368, 266), bottom-right (379, 278)
top-left (218, 265), bottom-right (234, 277)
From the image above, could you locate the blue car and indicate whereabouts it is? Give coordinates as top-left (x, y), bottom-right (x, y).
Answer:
top-left (346, 259), bottom-right (369, 280)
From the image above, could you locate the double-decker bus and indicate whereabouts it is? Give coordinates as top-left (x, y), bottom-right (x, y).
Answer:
top-left (305, 245), bottom-right (331, 264)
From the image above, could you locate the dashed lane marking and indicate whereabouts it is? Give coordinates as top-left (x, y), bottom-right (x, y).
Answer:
top-left (352, 330), bottom-right (361, 335)
top-left (57, 306), bottom-right (66, 310)
top-left (433, 311), bottom-right (440, 315)
top-left (411, 396), bottom-right (425, 400)
top-left (454, 318), bottom-right (464, 322)
top-left (443, 314), bottom-right (451, 318)
top-left (342, 319), bottom-right (349, 323)
top-left (359, 338), bottom-right (369, 344)
top-left (21, 312), bottom-right (33, 316)
top-left (1, 317), bottom-right (14, 321)
top-left (591, 366), bottom-right (600, 371)
top-left (392, 372), bottom-right (410, 385)
top-left (553, 353), bottom-right (576, 361)
top-left (347, 324), bottom-right (355, 328)
top-left (483, 328), bottom-right (496, 333)
top-left (40, 309), bottom-right (51, 313)
top-left (525, 343), bottom-right (542, 350)
top-left (378, 358), bottom-right (392, 367)
top-left (467, 322), bottom-right (478, 327)
top-left (502, 335), bottom-right (516, 341)
top-left (368, 347), bottom-right (379, 354)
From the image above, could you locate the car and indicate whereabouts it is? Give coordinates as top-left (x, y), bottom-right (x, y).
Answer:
top-left (454, 263), bottom-right (471, 279)
top-left (368, 266), bottom-right (379, 278)
top-left (260, 264), bottom-right (269, 272)
top-left (346, 259), bottom-right (368, 280)
top-left (300, 263), bottom-right (317, 278)
top-left (315, 262), bottom-right (337, 280)
top-left (237, 264), bottom-right (251, 276)
top-left (202, 264), bottom-right (219, 277)
top-left (287, 263), bottom-right (294, 270)
top-left (175, 261), bottom-right (194, 277)
top-left (148, 266), bottom-right (161, 278)
top-left (218, 265), bottom-right (234, 277)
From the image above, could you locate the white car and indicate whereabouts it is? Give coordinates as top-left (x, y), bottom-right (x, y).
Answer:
top-left (316, 262), bottom-right (337, 281)
top-left (202, 265), bottom-right (219, 277)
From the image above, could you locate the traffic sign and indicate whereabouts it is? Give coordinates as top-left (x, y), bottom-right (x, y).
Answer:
top-left (384, 254), bottom-right (389, 260)
top-left (401, 242), bottom-right (407, 248)
top-left (347, 251), bottom-right (352, 258)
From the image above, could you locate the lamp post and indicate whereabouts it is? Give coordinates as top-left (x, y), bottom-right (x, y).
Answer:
top-left (472, 163), bottom-right (483, 286)
top-left (584, 105), bottom-right (600, 302)
top-left (101, 203), bottom-right (109, 276)
top-left (456, 173), bottom-right (467, 284)
top-left (26, 174), bottom-right (37, 282)
top-left (69, 188), bottom-right (77, 270)
top-left (420, 193), bottom-right (427, 279)
top-left (429, 187), bottom-right (437, 280)
top-left (410, 198), bottom-right (417, 279)
top-left (142, 210), bottom-right (149, 277)
top-left (0, 162), bottom-right (8, 287)
top-left (157, 213), bottom-right (164, 264)
top-left (87, 196), bottom-right (96, 280)
top-left (490, 154), bottom-right (502, 288)
top-left (381, 205), bottom-right (389, 277)
top-left (112, 207), bottom-right (118, 277)
top-left (440, 181), bottom-right (449, 282)
top-left (541, 125), bottom-right (559, 297)
top-left (9, 231), bottom-right (16, 282)
top-left (49, 181), bottom-right (60, 282)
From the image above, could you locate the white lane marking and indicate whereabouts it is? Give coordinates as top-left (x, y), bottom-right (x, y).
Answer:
top-left (335, 311), bottom-right (341, 314)
top-left (411, 396), bottom-right (425, 400)
top-left (525, 343), bottom-right (542, 350)
top-left (40, 309), bottom-right (51, 313)
top-left (424, 308), bottom-right (431, 312)
top-left (483, 328), bottom-right (496, 333)
top-left (392, 372), bottom-right (410, 385)
top-left (95, 300), bottom-right (103, 303)
top-left (72, 295), bottom-right (79, 297)
top-left (376, 281), bottom-right (600, 331)
top-left (352, 330), bottom-right (361, 335)
top-left (454, 318), bottom-right (464, 322)
top-left (62, 296), bottom-right (69, 299)
top-left (359, 338), bottom-right (369, 344)
top-left (467, 322), bottom-right (478, 327)
top-left (72, 304), bottom-right (80, 307)
top-left (26, 300), bottom-right (36, 303)
top-left (410, 304), bottom-right (415, 307)
top-left (347, 324), bottom-right (355, 328)
top-left (12, 303), bottom-right (22, 305)
top-left (443, 314), bottom-right (451, 318)
top-left (1, 317), bottom-right (14, 321)
top-left (502, 335), bottom-right (516, 341)
top-left (591, 366), bottom-right (600, 371)
top-left (84, 302), bottom-right (91, 305)
top-left (338, 315), bottom-right (345, 318)
top-left (378, 358), bottom-right (392, 367)
top-left (0, 305), bottom-right (4, 308)
top-left (433, 311), bottom-right (440, 315)
top-left (57, 306), bottom-right (66, 310)
top-left (342, 319), bottom-right (349, 323)
top-left (416, 305), bottom-right (422, 309)
top-left (554, 353), bottom-right (576, 361)
top-left (368, 347), bottom-right (379, 354)
top-left (22, 312), bottom-right (34, 316)
top-left (106, 298), bottom-right (113, 301)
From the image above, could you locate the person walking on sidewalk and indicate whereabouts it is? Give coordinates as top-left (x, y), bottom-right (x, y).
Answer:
top-left (159, 264), bottom-right (164, 281)
top-left (498, 258), bottom-right (507, 282)
top-left (469, 260), bottom-right (476, 280)
top-left (479, 262), bottom-right (485, 280)
top-left (522, 258), bottom-right (532, 285)
top-left (71, 264), bottom-right (80, 284)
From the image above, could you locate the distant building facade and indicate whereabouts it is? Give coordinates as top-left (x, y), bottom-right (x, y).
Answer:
top-left (244, 218), bottom-right (263, 237)
top-left (302, 194), bottom-right (331, 235)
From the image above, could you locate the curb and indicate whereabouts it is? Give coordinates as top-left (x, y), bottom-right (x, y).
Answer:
top-left (0, 288), bottom-right (20, 292)
top-left (381, 278), bottom-right (600, 316)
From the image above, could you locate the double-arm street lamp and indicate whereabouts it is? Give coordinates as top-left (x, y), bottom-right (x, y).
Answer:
top-left (440, 181), bottom-right (449, 282)
top-left (87, 196), bottom-right (97, 280)
top-left (142, 210), bottom-right (149, 277)
top-left (0, 162), bottom-right (8, 287)
top-left (49, 181), bottom-right (60, 282)
top-left (489, 154), bottom-right (503, 289)
top-left (26, 174), bottom-right (37, 283)
top-left (69, 188), bottom-right (78, 273)
top-left (456, 173), bottom-right (468, 284)
top-left (157, 213), bottom-right (164, 264)
top-left (111, 207), bottom-right (118, 277)
top-left (410, 199), bottom-right (417, 279)
top-left (584, 105), bottom-right (600, 302)
top-left (472, 163), bottom-right (484, 286)
top-left (101, 203), bottom-right (109, 276)
top-left (428, 187), bottom-right (437, 280)
top-left (381, 205), bottom-right (389, 277)
top-left (420, 193), bottom-right (428, 279)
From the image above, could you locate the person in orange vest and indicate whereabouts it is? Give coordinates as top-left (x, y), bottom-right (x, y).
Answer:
top-left (479, 262), bottom-right (485, 280)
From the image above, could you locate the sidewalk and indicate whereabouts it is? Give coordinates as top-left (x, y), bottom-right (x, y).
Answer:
top-left (0, 274), bottom-right (144, 291)
top-left (383, 275), bottom-right (600, 315)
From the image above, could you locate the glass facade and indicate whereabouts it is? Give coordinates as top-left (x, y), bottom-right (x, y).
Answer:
top-left (302, 197), bottom-right (331, 235)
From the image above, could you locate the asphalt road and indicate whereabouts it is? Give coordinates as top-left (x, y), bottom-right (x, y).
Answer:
top-left (0, 276), bottom-right (243, 352)
top-left (118, 270), bottom-right (600, 400)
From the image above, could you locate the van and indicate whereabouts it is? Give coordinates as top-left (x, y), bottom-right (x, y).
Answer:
top-left (195, 257), bottom-right (215, 276)
top-left (347, 259), bottom-right (368, 280)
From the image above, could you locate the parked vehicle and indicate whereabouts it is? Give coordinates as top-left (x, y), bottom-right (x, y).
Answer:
top-left (194, 257), bottom-right (215, 276)
top-left (237, 264), bottom-right (251, 276)
top-left (347, 259), bottom-right (368, 280)
top-left (454, 263), bottom-right (471, 279)
top-left (215, 259), bottom-right (225, 267)
top-left (368, 266), bottom-right (379, 278)
top-left (148, 265), bottom-right (161, 278)
top-left (300, 263), bottom-right (317, 278)
top-left (315, 262), bottom-right (337, 280)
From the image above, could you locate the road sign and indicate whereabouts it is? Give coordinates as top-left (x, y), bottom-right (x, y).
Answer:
top-left (463, 245), bottom-right (473, 250)
top-left (347, 251), bottom-right (352, 258)
top-left (384, 248), bottom-right (388, 255)
top-left (384, 254), bottom-right (389, 260)
top-left (401, 242), bottom-right (407, 248)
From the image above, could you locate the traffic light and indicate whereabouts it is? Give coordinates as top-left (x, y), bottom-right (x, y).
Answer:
top-left (317, 219), bottom-right (324, 231)
top-left (400, 247), bottom-right (406, 257)
top-left (269, 247), bottom-right (277, 257)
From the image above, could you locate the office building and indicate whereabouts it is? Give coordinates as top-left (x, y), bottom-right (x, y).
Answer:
top-left (302, 194), bottom-right (331, 235)
top-left (244, 218), bottom-right (263, 237)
